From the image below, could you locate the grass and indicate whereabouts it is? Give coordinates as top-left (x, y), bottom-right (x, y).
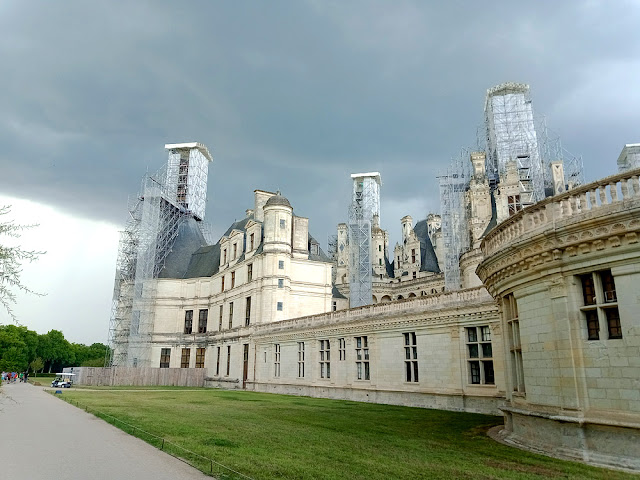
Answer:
top-left (58, 388), bottom-right (637, 480)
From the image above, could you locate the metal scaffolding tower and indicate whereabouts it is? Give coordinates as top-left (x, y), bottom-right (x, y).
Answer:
top-left (348, 172), bottom-right (381, 308)
top-left (439, 149), bottom-right (471, 291)
top-left (107, 143), bottom-right (212, 367)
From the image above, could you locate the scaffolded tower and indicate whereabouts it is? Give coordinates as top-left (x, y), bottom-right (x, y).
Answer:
top-left (348, 173), bottom-right (381, 308)
top-left (438, 149), bottom-right (471, 291)
top-left (107, 143), bottom-right (213, 367)
top-left (485, 83), bottom-right (543, 206)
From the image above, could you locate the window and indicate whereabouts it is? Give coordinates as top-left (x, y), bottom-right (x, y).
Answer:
top-left (339, 338), bottom-right (346, 360)
top-left (231, 271), bottom-right (235, 288)
top-left (298, 342), bottom-right (305, 377)
top-left (184, 310), bottom-right (193, 334)
top-left (278, 260), bottom-right (284, 269)
top-left (160, 348), bottom-right (170, 368)
top-left (332, 301), bottom-right (337, 312)
top-left (247, 263), bottom-right (253, 282)
top-left (233, 243), bottom-right (237, 259)
top-left (195, 348), bottom-right (205, 368)
top-left (250, 233), bottom-right (255, 250)
top-left (319, 340), bottom-right (331, 379)
top-left (379, 258), bottom-right (382, 265)
top-left (216, 347), bottom-right (221, 375)
top-left (181, 348), bottom-right (190, 368)
top-left (226, 346), bottom-right (231, 375)
top-left (280, 219), bottom-right (286, 229)
top-left (580, 270), bottom-right (621, 340)
top-left (505, 294), bottom-right (524, 393)
top-left (221, 275), bottom-right (225, 292)
top-left (466, 326), bottom-right (494, 385)
top-left (223, 249), bottom-right (227, 264)
top-left (278, 278), bottom-right (284, 288)
top-left (411, 249), bottom-right (416, 263)
top-left (412, 272), bottom-right (417, 279)
top-left (508, 195), bottom-right (522, 216)
top-left (355, 336), bottom-right (370, 380)
top-left (218, 305), bottom-right (223, 331)
top-left (198, 309), bottom-right (208, 333)
top-left (274, 344), bottom-right (281, 377)
top-left (228, 302), bottom-right (234, 329)
top-left (277, 302), bottom-right (283, 311)
top-left (378, 245), bottom-right (381, 252)
top-left (245, 297), bottom-right (251, 327)
top-left (404, 332), bottom-right (418, 382)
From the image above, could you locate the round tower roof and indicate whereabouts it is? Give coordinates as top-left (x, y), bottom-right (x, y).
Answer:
top-left (265, 193), bottom-right (292, 208)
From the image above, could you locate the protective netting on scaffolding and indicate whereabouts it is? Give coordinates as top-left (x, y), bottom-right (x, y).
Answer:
top-left (348, 174), bottom-right (381, 308)
top-left (107, 144), bottom-right (212, 367)
top-left (439, 149), bottom-right (472, 292)
top-left (481, 83), bottom-right (584, 200)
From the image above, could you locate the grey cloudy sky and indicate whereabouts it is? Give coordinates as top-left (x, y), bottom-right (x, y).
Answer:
top-left (1, 1), bottom-right (639, 343)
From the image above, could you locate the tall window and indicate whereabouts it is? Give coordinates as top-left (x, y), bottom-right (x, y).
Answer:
top-left (218, 305), bottom-right (223, 331)
top-left (580, 270), bottom-right (621, 340)
top-left (332, 301), bottom-right (337, 312)
top-left (411, 249), bottom-right (416, 263)
top-left (274, 344), bottom-right (281, 377)
top-left (247, 263), bottom-right (253, 282)
top-left (231, 271), bottom-right (236, 288)
top-left (339, 338), bottom-right (346, 360)
top-left (298, 342), bottom-right (305, 377)
top-left (505, 294), bottom-right (524, 393)
top-left (466, 326), bottom-right (494, 385)
top-left (221, 275), bottom-right (225, 292)
top-left (228, 302), bottom-right (234, 329)
top-left (198, 309), bottom-right (208, 333)
top-left (250, 233), bottom-right (255, 250)
top-left (216, 347), bottom-right (221, 375)
top-left (223, 249), bottom-right (227, 264)
top-left (226, 345), bottom-right (231, 376)
top-left (160, 348), bottom-right (170, 368)
top-left (278, 260), bottom-right (284, 269)
top-left (404, 332), bottom-right (418, 382)
top-left (277, 302), bottom-right (283, 311)
top-left (233, 243), bottom-right (237, 259)
top-left (245, 297), bottom-right (251, 326)
top-left (184, 310), bottom-right (193, 334)
top-left (195, 348), bottom-right (205, 368)
top-left (355, 336), bottom-right (370, 380)
top-left (278, 278), bottom-right (284, 288)
top-left (319, 340), bottom-right (330, 379)
top-left (181, 348), bottom-right (190, 368)
top-left (280, 219), bottom-right (286, 229)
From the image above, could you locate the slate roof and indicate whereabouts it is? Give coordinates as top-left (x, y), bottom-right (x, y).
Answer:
top-left (160, 214), bottom-right (330, 280)
top-left (481, 192), bottom-right (498, 238)
top-left (332, 285), bottom-right (347, 299)
top-left (413, 219), bottom-right (441, 273)
top-left (158, 217), bottom-right (208, 279)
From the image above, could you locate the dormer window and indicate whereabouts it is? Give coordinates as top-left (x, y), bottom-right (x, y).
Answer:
top-left (233, 243), bottom-right (237, 260)
top-left (223, 249), bottom-right (227, 264)
top-left (250, 233), bottom-right (255, 250)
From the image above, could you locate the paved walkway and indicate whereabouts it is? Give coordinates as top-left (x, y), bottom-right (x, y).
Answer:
top-left (0, 382), bottom-right (209, 480)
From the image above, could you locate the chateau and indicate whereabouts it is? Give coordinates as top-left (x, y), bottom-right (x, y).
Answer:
top-left (106, 86), bottom-right (640, 470)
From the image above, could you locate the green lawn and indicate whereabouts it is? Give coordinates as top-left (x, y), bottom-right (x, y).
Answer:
top-left (58, 388), bottom-right (636, 480)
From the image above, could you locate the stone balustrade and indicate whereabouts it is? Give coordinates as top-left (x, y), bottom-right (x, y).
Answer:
top-left (482, 167), bottom-right (640, 257)
top-left (253, 286), bottom-right (494, 335)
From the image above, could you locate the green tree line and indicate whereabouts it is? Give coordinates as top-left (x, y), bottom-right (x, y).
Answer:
top-left (0, 325), bottom-right (108, 373)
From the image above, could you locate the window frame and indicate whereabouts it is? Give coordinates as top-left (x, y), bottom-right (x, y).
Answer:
top-left (198, 309), bottom-right (208, 333)
top-left (319, 339), bottom-right (331, 379)
top-left (355, 336), bottom-right (370, 380)
top-left (195, 348), bottom-right (205, 368)
top-left (184, 310), bottom-right (193, 334)
top-left (160, 348), bottom-right (170, 368)
top-left (579, 270), bottom-right (622, 340)
top-left (404, 332), bottom-right (419, 383)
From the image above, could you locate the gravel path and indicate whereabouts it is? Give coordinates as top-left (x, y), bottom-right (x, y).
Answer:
top-left (0, 382), bottom-right (210, 480)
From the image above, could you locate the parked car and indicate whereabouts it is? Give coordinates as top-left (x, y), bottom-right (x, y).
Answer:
top-left (51, 373), bottom-right (75, 388)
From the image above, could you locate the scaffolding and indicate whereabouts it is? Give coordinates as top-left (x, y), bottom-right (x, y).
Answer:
top-left (107, 143), bottom-right (212, 367)
top-left (439, 149), bottom-right (471, 291)
top-left (482, 83), bottom-right (584, 198)
top-left (348, 172), bottom-right (381, 308)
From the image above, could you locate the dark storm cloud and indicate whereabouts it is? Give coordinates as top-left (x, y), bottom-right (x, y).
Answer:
top-left (1, 0), bottom-right (638, 246)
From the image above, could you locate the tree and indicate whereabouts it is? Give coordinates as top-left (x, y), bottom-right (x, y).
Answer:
top-left (30, 357), bottom-right (44, 376)
top-left (0, 205), bottom-right (45, 322)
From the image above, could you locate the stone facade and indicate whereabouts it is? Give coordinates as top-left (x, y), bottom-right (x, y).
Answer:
top-left (477, 166), bottom-right (640, 470)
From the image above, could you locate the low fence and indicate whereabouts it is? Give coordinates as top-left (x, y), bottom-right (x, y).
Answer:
top-left (68, 367), bottom-right (206, 387)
